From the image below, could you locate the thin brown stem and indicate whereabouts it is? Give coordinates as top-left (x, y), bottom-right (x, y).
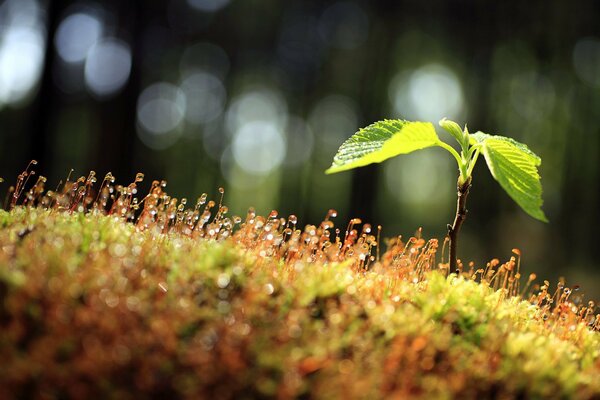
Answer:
top-left (448, 176), bottom-right (472, 274)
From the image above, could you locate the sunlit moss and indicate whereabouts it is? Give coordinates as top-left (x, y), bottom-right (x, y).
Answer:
top-left (0, 168), bottom-right (598, 398)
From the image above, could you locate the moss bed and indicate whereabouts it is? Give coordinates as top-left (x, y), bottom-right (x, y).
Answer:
top-left (0, 172), bottom-right (599, 399)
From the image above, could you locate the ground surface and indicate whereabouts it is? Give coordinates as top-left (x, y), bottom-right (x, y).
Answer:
top-left (0, 207), bottom-right (599, 399)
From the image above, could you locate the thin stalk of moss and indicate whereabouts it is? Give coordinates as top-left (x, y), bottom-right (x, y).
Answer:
top-left (448, 176), bottom-right (472, 273)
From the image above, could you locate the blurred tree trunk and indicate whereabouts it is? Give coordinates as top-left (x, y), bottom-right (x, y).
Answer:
top-left (348, 20), bottom-right (393, 225)
top-left (27, 0), bottom-right (68, 177)
top-left (93, 1), bottom-right (143, 182)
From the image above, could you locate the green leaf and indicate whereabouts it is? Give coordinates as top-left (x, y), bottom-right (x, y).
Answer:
top-left (477, 134), bottom-right (547, 222)
top-left (471, 132), bottom-right (541, 163)
top-left (469, 131), bottom-right (490, 145)
top-left (325, 120), bottom-right (440, 174)
top-left (439, 118), bottom-right (466, 147)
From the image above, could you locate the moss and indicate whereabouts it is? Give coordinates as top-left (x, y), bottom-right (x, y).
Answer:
top-left (0, 207), bottom-right (598, 399)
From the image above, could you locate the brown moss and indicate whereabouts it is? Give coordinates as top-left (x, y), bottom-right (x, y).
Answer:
top-left (0, 166), bottom-right (598, 399)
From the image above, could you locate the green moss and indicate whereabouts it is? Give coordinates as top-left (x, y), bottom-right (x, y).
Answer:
top-left (0, 207), bottom-right (598, 399)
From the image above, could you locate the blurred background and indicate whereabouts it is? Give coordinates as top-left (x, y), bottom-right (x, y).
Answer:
top-left (1, 0), bottom-right (600, 297)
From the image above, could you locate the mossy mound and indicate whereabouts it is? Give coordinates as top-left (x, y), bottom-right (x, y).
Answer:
top-left (0, 207), bottom-right (599, 399)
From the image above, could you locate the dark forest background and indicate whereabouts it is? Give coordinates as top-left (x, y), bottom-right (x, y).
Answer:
top-left (1, 0), bottom-right (600, 297)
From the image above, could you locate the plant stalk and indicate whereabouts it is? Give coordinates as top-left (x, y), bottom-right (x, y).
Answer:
top-left (448, 176), bottom-right (472, 273)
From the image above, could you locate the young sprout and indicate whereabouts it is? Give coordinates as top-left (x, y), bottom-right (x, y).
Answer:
top-left (326, 118), bottom-right (547, 272)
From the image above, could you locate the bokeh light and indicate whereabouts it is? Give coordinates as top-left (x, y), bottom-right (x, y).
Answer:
top-left (383, 151), bottom-right (453, 223)
top-left (54, 10), bottom-right (103, 64)
top-left (219, 85), bottom-right (289, 214)
top-left (225, 88), bottom-right (288, 134)
top-left (389, 64), bottom-right (464, 122)
top-left (223, 87), bottom-right (288, 181)
top-left (136, 83), bottom-right (187, 149)
top-left (572, 37), bottom-right (600, 88)
top-left (180, 70), bottom-right (226, 125)
top-left (0, 0), bottom-right (45, 107)
top-left (231, 120), bottom-right (286, 175)
top-left (84, 38), bottom-right (132, 98)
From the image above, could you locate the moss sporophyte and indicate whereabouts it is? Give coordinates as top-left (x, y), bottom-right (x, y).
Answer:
top-left (0, 161), bottom-right (598, 398)
top-left (326, 118), bottom-right (547, 272)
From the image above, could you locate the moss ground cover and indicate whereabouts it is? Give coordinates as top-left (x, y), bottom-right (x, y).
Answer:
top-left (0, 169), bottom-right (599, 399)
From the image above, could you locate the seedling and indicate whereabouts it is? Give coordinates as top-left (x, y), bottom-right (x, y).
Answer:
top-left (326, 118), bottom-right (547, 272)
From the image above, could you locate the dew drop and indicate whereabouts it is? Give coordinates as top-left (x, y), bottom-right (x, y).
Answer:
top-left (198, 193), bottom-right (208, 205)
top-left (264, 283), bottom-right (274, 295)
top-left (217, 273), bottom-right (230, 288)
top-left (529, 273), bottom-right (536, 281)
